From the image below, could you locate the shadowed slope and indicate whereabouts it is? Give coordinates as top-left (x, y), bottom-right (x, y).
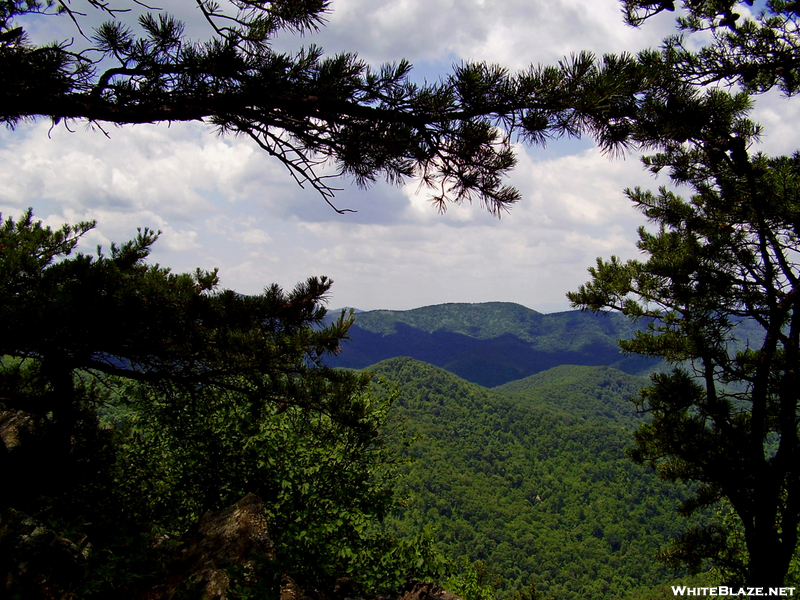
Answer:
top-left (330, 303), bottom-right (661, 386)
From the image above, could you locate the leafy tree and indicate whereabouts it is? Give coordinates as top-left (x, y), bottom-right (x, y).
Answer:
top-left (0, 209), bottom-right (439, 595)
top-left (112, 373), bottom-right (436, 595)
top-left (0, 208), bottom-right (353, 462)
top-left (0, 0), bottom-right (651, 213)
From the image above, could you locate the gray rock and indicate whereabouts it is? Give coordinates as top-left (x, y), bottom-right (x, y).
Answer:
top-left (150, 492), bottom-right (275, 599)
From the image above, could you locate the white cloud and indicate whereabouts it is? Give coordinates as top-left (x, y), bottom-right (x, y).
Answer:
top-left (197, 143), bottom-right (655, 311)
top-left (306, 0), bottom-right (675, 69)
top-left (751, 90), bottom-right (800, 156)
top-left (3, 0), bottom-right (799, 313)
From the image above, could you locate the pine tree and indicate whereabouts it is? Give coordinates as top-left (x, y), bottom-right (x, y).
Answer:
top-left (0, 209), bottom-right (356, 443)
top-left (0, 0), bottom-right (650, 213)
top-left (570, 0), bottom-right (800, 587)
top-left (622, 0), bottom-right (800, 96)
top-left (0, 209), bottom-right (429, 595)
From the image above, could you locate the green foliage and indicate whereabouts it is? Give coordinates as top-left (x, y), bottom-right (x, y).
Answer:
top-left (494, 365), bottom-right (650, 425)
top-left (352, 530), bottom-right (451, 594)
top-left (372, 357), bottom-right (701, 600)
top-left (0, 210), bottom-right (439, 597)
top-left (115, 377), bottom-right (409, 585)
top-left (445, 560), bottom-right (498, 600)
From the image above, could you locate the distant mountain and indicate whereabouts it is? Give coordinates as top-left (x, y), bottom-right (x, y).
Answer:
top-left (374, 358), bottom-right (697, 600)
top-left (329, 302), bottom-right (660, 386)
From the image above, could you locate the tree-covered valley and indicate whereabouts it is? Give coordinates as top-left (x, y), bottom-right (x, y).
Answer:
top-left (323, 299), bottom-right (722, 597)
top-left (372, 357), bottom-right (696, 600)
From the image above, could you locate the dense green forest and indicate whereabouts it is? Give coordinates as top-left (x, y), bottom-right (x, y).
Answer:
top-left (0, 214), bottom-right (449, 598)
top-left (372, 357), bottom-right (704, 600)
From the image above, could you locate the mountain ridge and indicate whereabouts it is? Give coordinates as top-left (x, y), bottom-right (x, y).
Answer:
top-left (328, 302), bottom-right (661, 387)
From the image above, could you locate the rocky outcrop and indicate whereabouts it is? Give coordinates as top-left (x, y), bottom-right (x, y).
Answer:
top-left (0, 409), bottom-right (32, 452)
top-left (148, 492), bottom-right (275, 599)
top-left (1, 492), bottom-right (274, 600)
top-left (398, 581), bottom-right (463, 600)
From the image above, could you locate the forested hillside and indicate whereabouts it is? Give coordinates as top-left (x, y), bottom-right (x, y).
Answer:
top-left (373, 357), bottom-right (701, 600)
top-left (329, 303), bottom-right (661, 387)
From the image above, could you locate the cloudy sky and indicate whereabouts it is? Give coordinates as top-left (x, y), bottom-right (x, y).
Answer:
top-left (2, 0), bottom-right (797, 313)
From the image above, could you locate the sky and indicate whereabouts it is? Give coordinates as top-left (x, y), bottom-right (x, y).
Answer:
top-left (2, 0), bottom-right (798, 313)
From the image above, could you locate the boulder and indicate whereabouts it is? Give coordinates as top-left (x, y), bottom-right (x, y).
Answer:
top-left (398, 581), bottom-right (463, 600)
top-left (0, 410), bottom-right (32, 451)
top-left (149, 492), bottom-right (275, 599)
